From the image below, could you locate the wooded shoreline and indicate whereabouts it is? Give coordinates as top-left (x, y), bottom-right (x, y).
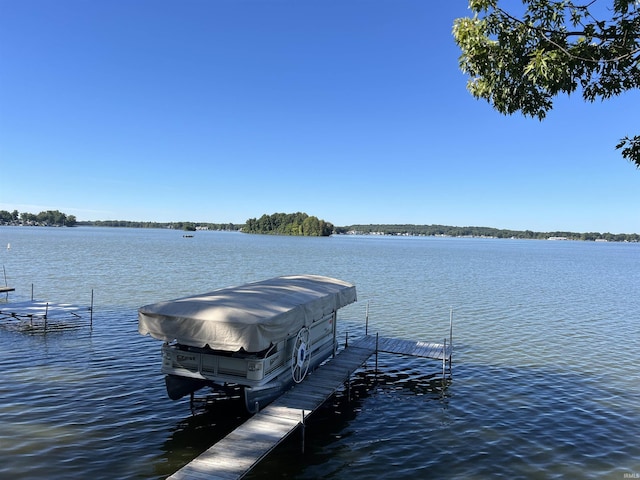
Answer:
top-left (2, 209), bottom-right (638, 242)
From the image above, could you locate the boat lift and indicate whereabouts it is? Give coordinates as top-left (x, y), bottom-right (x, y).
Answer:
top-left (169, 305), bottom-right (453, 480)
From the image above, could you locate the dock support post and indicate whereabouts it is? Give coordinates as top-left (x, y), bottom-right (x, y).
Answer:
top-left (44, 303), bottom-right (49, 331)
top-left (375, 332), bottom-right (379, 374)
top-left (31, 283), bottom-right (34, 301)
top-left (90, 289), bottom-right (94, 328)
top-left (332, 313), bottom-right (337, 358)
top-left (300, 410), bottom-right (305, 454)
top-left (442, 338), bottom-right (446, 381)
top-left (2, 266), bottom-right (8, 299)
top-left (345, 331), bottom-right (348, 348)
top-left (365, 301), bottom-right (369, 336)
top-left (449, 307), bottom-right (453, 371)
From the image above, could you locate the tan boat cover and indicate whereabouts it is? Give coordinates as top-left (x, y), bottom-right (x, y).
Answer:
top-left (138, 275), bottom-right (357, 352)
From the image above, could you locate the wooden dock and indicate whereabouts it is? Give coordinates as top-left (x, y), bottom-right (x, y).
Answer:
top-left (169, 334), bottom-right (451, 480)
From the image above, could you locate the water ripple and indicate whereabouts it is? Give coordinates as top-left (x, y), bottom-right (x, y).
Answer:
top-left (1, 229), bottom-right (639, 479)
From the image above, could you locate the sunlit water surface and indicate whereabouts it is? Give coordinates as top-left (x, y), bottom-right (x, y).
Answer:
top-left (0, 227), bottom-right (638, 479)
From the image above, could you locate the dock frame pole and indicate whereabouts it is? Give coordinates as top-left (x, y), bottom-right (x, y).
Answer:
top-left (442, 338), bottom-right (447, 380)
top-left (90, 289), bottom-right (94, 328)
top-left (375, 332), bottom-right (379, 374)
top-left (449, 307), bottom-right (453, 371)
top-left (300, 410), bottom-right (305, 454)
top-left (332, 312), bottom-right (337, 358)
top-left (2, 266), bottom-right (8, 300)
top-left (365, 301), bottom-right (369, 336)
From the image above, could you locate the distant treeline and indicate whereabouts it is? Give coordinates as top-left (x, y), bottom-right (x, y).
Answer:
top-left (0, 209), bottom-right (77, 226)
top-left (81, 220), bottom-right (241, 231)
top-left (337, 224), bottom-right (640, 242)
top-left (244, 212), bottom-right (334, 236)
top-left (3, 209), bottom-right (639, 242)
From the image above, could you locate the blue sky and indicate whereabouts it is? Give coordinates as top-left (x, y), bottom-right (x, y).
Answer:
top-left (1, 1), bottom-right (638, 233)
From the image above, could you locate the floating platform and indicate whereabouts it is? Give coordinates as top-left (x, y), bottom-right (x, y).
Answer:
top-left (169, 334), bottom-right (452, 480)
top-left (0, 296), bottom-right (94, 332)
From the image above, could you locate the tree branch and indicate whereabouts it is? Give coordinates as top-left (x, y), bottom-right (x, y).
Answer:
top-left (494, 6), bottom-right (640, 64)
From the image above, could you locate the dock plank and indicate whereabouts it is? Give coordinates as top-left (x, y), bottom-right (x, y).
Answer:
top-left (375, 336), bottom-right (450, 360)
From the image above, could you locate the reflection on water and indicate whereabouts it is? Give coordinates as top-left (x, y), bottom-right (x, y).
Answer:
top-left (0, 227), bottom-right (639, 479)
top-left (157, 397), bottom-right (250, 479)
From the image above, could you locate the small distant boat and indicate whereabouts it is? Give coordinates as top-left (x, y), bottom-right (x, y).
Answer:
top-left (182, 234), bottom-right (194, 238)
top-left (138, 275), bottom-right (357, 412)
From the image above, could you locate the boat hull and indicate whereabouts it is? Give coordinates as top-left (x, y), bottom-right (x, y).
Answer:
top-left (243, 342), bottom-right (334, 412)
top-left (165, 374), bottom-right (209, 400)
top-left (160, 310), bottom-right (338, 410)
top-left (164, 336), bottom-right (336, 412)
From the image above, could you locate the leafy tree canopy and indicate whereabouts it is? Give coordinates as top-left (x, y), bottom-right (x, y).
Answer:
top-left (244, 212), bottom-right (334, 236)
top-left (0, 209), bottom-right (76, 226)
top-left (453, 0), bottom-right (640, 167)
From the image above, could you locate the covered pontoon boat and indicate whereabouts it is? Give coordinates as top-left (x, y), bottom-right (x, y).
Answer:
top-left (138, 275), bottom-right (357, 412)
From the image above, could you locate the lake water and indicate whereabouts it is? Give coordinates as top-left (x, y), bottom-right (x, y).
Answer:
top-left (0, 226), bottom-right (638, 479)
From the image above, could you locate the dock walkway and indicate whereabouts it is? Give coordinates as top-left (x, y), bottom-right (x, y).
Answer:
top-left (169, 335), bottom-right (451, 480)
